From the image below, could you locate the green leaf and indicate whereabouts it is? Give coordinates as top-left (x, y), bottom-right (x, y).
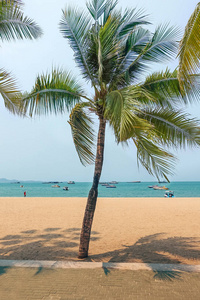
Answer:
top-left (117, 7), bottom-right (150, 37)
top-left (133, 136), bottom-right (176, 181)
top-left (141, 107), bottom-right (200, 148)
top-left (142, 23), bottom-right (179, 63)
top-left (105, 89), bottom-right (152, 142)
top-left (21, 68), bottom-right (85, 116)
top-left (178, 3), bottom-right (200, 89)
top-left (115, 24), bottom-right (180, 87)
top-left (86, 0), bottom-right (117, 24)
top-left (0, 0), bottom-right (42, 42)
top-left (69, 102), bottom-right (96, 166)
top-left (0, 68), bottom-right (21, 114)
top-left (59, 7), bottom-right (97, 87)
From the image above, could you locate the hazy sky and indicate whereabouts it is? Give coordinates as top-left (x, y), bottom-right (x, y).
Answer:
top-left (1, 0), bottom-right (200, 182)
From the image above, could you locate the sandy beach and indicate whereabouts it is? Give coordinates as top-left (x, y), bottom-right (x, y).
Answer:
top-left (0, 197), bottom-right (199, 264)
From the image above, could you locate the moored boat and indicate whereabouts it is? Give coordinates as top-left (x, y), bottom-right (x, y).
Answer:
top-left (68, 181), bottom-right (75, 184)
top-left (52, 184), bottom-right (60, 188)
top-left (106, 185), bottom-right (116, 188)
top-left (127, 181), bottom-right (141, 183)
top-left (63, 186), bottom-right (69, 191)
top-left (153, 185), bottom-right (168, 190)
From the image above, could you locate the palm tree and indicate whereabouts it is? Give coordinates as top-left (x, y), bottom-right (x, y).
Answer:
top-left (178, 2), bottom-right (200, 89)
top-left (21, 0), bottom-right (200, 258)
top-left (0, 0), bottom-right (42, 113)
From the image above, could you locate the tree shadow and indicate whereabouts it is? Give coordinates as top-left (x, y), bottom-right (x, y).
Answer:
top-left (88, 233), bottom-right (200, 281)
top-left (0, 227), bottom-right (100, 262)
top-left (153, 270), bottom-right (182, 281)
top-left (0, 266), bottom-right (10, 275)
top-left (0, 230), bottom-right (200, 281)
top-left (88, 233), bottom-right (200, 264)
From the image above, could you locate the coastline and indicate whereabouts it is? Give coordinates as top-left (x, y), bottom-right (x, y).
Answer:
top-left (0, 197), bottom-right (200, 264)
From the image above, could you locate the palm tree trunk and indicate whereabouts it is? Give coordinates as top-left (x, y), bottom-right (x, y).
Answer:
top-left (78, 115), bottom-right (106, 258)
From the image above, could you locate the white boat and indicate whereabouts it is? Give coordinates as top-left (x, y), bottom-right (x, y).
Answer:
top-left (63, 186), bottom-right (69, 191)
top-left (68, 181), bottom-right (75, 184)
top-left (106, 185), bottom-right (116, 188)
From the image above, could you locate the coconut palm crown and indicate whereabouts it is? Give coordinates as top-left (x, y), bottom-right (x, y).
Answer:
top-left (21, 0), bottom-right (200, 258)
top-left (0, 0), bottom-right (42, 113)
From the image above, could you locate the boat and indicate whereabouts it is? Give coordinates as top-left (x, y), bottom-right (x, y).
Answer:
top-left (127, 181), bottom-right (141, 183)
top-left (20, 185), bottom-right (23, 188)
top-left (68, 181), bottom-right (75, 184)
top-left (63, 186), bottom-right (69, 191)
top-left (164, 191), bottom-right (174, 197)
top-left (109, 181), bottom-right (118, 184)
top-left (106, 185), bottom-right (116, 188)
top-left (153, 185), bottom-right (168, 190)
top-left (101, 183), bottom-right (109, 186)
top-left (52, 184), bottom-right (60, 188)
top-left (43, 181), bottom-right (62, 184)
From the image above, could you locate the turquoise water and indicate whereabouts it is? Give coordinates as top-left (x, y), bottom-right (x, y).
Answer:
top-left (0, 181), bottom-right (199, 197)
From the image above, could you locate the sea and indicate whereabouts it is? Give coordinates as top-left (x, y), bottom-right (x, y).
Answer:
top-left (0, 181), bottom-right (199, 197)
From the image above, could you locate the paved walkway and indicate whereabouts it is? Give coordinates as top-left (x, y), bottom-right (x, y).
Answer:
top-left (0, 261), bottom-right (200, 299)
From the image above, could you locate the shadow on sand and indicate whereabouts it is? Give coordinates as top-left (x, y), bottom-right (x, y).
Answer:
top-left (0, 230), bottom-right (199, 280)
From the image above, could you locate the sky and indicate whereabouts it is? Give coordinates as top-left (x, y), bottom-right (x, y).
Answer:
top-left (0, 0), bottom-right (200, 182)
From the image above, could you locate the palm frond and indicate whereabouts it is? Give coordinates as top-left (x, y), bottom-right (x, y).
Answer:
top-left (0, 0), bottom-right (42, 41)
top-left (178, 3), bottom-right (200, 89)
top-left (103, 0), bottom-right (118, 25)
top-left (133, 136), bottom-right (176, 181)
top-left (117, 7), bottom-right (150, 38)
top-left (86, 0), bottom-right (117, 25)
top-left (21, 68), bottom-right (85, 117)
top-left (140, 69), bottom-right (200, 106)
top-left (140, 69), bottom-right (183, 107)
top-left (59, 7), bottom-right (97, 87)
top-left (0, 68), bottom-right (21, 114)
top-left (109, 27), bottom-right (150, 88)
top-left (141, 107), bottom-right (200, 148)
top-left (141, 24), bottom-right (179, 63)
top-left (116, 24), bottom-right (179, 86)
top-left (105, 89), bottom-right (152, 142)
top-left (69, 102), bottom-right (96, 166)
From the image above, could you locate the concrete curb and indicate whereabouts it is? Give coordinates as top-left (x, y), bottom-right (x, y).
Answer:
top-left (0, 260), bottom-right (200, 272)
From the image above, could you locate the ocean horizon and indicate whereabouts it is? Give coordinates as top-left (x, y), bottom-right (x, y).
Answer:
top-left (0, 181), bottom-right (199, 197)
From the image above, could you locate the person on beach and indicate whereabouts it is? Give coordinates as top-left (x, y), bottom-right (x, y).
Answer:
top-left (24, 191), bottom-right (26, 197)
